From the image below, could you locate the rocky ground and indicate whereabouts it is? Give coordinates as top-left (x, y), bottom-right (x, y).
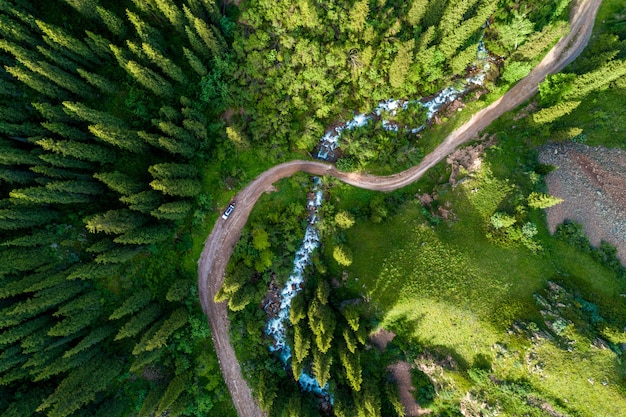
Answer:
top-left (538, 143), bottom-right (626, 263)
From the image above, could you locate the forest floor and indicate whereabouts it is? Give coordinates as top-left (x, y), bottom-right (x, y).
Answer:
top-left (197, 0), bottom-right (602, 416)
top-left (540, 143), bottom-right (626, 262)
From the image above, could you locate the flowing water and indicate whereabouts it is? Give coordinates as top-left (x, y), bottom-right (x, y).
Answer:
top-left (264, 40), bottom-right (491, 398)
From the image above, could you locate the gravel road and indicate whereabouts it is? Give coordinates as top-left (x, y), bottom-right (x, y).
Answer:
top-left (197, 1), bottom-right (603, 416)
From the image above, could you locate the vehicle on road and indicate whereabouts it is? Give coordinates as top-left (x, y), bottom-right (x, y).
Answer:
top-left (222, 203), bottom-right (235, 220)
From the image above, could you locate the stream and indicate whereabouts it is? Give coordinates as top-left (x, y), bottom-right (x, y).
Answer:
top-left (264, 39), bottom-right (492, 398)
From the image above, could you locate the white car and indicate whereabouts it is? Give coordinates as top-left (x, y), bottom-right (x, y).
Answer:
top-left (221, 203), bottom-right (235, 220)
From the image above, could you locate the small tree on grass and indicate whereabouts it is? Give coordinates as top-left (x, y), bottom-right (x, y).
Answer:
top-left (333, 245), bottom-right (353, 266)
top-left (335, 211), bottom-right (355, 229)
top-left (527, 192), bottom-right (563, 209)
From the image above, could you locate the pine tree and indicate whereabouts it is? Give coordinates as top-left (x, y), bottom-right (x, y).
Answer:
top-left (36, 138), bottom-right (116, 164)
top-left (62, 325), bottom-right (115, 359)
top-left (8, 281), bottom-right (84, 319)
top-left (340, 346), bottom-right (362, 392)
top-left (46, 179), bottom-right (104, 195)
top-left (41, 121), bottom-right (89, 141)
top-left (333, 244), bottom-right (353, 266)
top-left (10, 186), bottom-right (94, 204)
top-left (35, 20), bottom-right (97, 63)
top-left (407, 0), bottom-right (429, 26)
top-left (149, 162), bottom-right (199, 179)
top-left (532, 100), bottom-right (582, 125)
top-left (290, 292), bottom-right (307, 325)
top-left (36, 45), bottom-right (79, 72)
top-left (0, 14), bottom-right (38, 46)
top-left (85, 209), bottom-right (147, 235)
top-left (88, 123), bottom-right (148, 153)
top-left (62, 0), bottom-right (99, 19)
top-left (32, 102), bottom-right (73, 122)
top-left (66, 262), bottom-right (121, 281)
top-left (141, 42), bottom-right (187, 84)
top-left (94, 246), bottom-right (142, 264)
top-left (120, 190), bottom-right (162, 213)
top-left (84, 30), bottom-right (113, 59)
top-left (182, 46), bottom-right (207, 76)
top-left (114, 224), bottom-right (173, 245)
top-left (184, 25), bottom-right (209, 58)
top-left (165, 279), bottom-right (192, 302)
top-left (96, 6), bottom-right (126, 37)
top-left (4, 64), bottom-right (67, 99)
top-left (124, 60), bottom-right (174, 98)
top-left (150, 178), bottom-right (202, 197)
top-left (389, 40), bottom-right (415, 90)
top-left (137, 382), bottom-right (168, 417)
top-left (154, 0), bottom-right (185, 33)
top-left (0, 167), bottom-right (36, 184)
top-left (47, 292), bottom-right (102, 337)
top-left (190, 15), bottom-right (220, 56)
top-left (33, 345), bottom-right (99, 382)
top-left (109, 288), bottom-right (153, 320)
top-left (93, 171), bottom-right (144, 195)
top-left (2, 229), bottom-right (57, 248)
top-left (126, 9), bottom-right (162, 46)
top-left (293, 322), bottom-right (311, 363)
top-left (527, 192), bottom-right (564, 209)
top-left (183, 119), bottom-right (207, 140)
top-left (114, 303), bottom-right (161, 340)
top-left (76, 68), bottom-right (118, 95)
top-left (0, 246), bottom-right (54, 275)
top-left (150, 201), bottom-right (194, 220)
top-left (0, 206), bottom-right (59, 231)
top-left (129, 347), bottom-right (163, 374)
top-left (36, 356), bottom-right (124, 417)
top-left (0, 316), bottom-right (48, 346)
top-left (141, 308), bottom-right (188, 352)
top-left (156, 371), bottom-right (191, 415)
top-left (311, 346), bottom-right (332, 387)
top-left (62, 101), bottom-right (125, 126)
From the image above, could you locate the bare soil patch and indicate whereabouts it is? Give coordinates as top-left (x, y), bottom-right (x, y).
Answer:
top-left (539, 143), bottom-right (626, 262)
top-left (388, 361), bottom-right (431, 417)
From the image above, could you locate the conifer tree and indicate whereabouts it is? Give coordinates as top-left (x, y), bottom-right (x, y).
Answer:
top-left (183, 119), bottom-right (208, 140)
top-left (41, 121), bottom-right (89, 141)
top-left (0, 316), bottom-right (48, 347)
top-left (62, 101), bottom-right (125, 127)
top-left (184, 25), bottom-right (209, 58)
top-left (8, 281), bottom-right (84, 319)
top-left (190, 15), bottom-right (220, 56)
top-left (156, 371), bottom-right (191, 415)
top-left (10, 185), bottom-right (94, 204)
top-left (126, 9), bottom-right (161, 46)
top-left (137, 382), bottom-right (168, 417)
top-left (407, 0), bottom-right (429, 26)
top-left (340, 346), bottom-right (362, 392)
top-left (150, 178), bottom-right (202, 197)
top-left (141, 42), bottom-right (187, 84)
top-left (0, 246), bottom-right (54, 275)
top-left (109, 288), bottom-right (153, 320)
top-left (47, 291), bottom-right (102, 337)
top-left (35, 20), bottom-right (97, 63)
top-left (0, 206), bottom-right (59, 231)
top-left (36, 138), bottom-right (116, 164)
top-left (96, 6), bottom-right (126, 37)
top-left (93, 171), bottom-right (144, 195)
top-left (293, 322), bottom-right (311, 364)
top-left (62, 0), bottom-right (99, 19)
top-left (76, 68), bottom-right (118, 95)
top-left (120, 190), bottom-right (162, 213)
top-left (46, 179), bottom-right (104, 195)
top-left (62, 325), bottom-right (116, 358)
top-left (36, 356), bottom-right (124, 417)
top-left (84, 31), bottom-right (113, 59)
top-left (4, 64), bottom-right (67, 99)
top-left (85, 209), bottom-right (147, 235)
top-left (527, 192), bottom-right (564, 209)
top-left (0, 14), bottom-right (38, 46)
top-left (114, 303), bottom-right (161, 340)
top-left (165, 279), bottom-right (192, 302)
top-left (154, 0), bottom-right (185, 34)
top-left (149, 162), bottom-right (199, 179)
top-left (124, 60), bottom-right (174, 98)
top-left (36, 45), bottom-right (79, 72)
top-left (33, 345), bottom-right (99, 382)
top-left (66, 262), bottom-right (121, 281)
top-left (94, 246), bottom-right (141, 264)
top-left (142, 308), bottom-right (188, 352)
top-left (532, 100), bottom-right (582, 125)
top-left (114, 224), bottom-right (173, 245)
top-left (311, 345), bottom-right (332, 387)
top-left (32, 102), bottom-right (73, 122)
top-left (182, 46), bottom-right (207, 76)
top-left (88, 123), bottom-right (148, 153)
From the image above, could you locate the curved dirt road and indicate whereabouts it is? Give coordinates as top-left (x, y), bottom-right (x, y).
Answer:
top-left (198, 1), bottom-right (601, 416)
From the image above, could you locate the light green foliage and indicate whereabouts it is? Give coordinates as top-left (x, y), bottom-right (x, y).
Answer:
top-left (490, 212), bottom-right (516, 229)
top-left (333, 244), bottom-right (353, 266)
top-left (85, 209), bottom-right (146, 235)
top-left (142, 308), bottom-right (188, 352)
top-left (499, 11), bottom-right (534, 52)
top-left (335, 210), bottom-right (355, 229)
top-left (527, 192), bottom-right (563, 209)
top-left (156, 371), bottom-right (191, 415)
top-left (389, 40), bottom-right (414, 89)
top-left (501, 61), bottom-right (532, 84)
top-left (114, 303), bottom-right (161, 340)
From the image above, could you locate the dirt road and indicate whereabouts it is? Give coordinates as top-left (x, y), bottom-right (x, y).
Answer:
top-left (197, 1), bottom-right (602, 416)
